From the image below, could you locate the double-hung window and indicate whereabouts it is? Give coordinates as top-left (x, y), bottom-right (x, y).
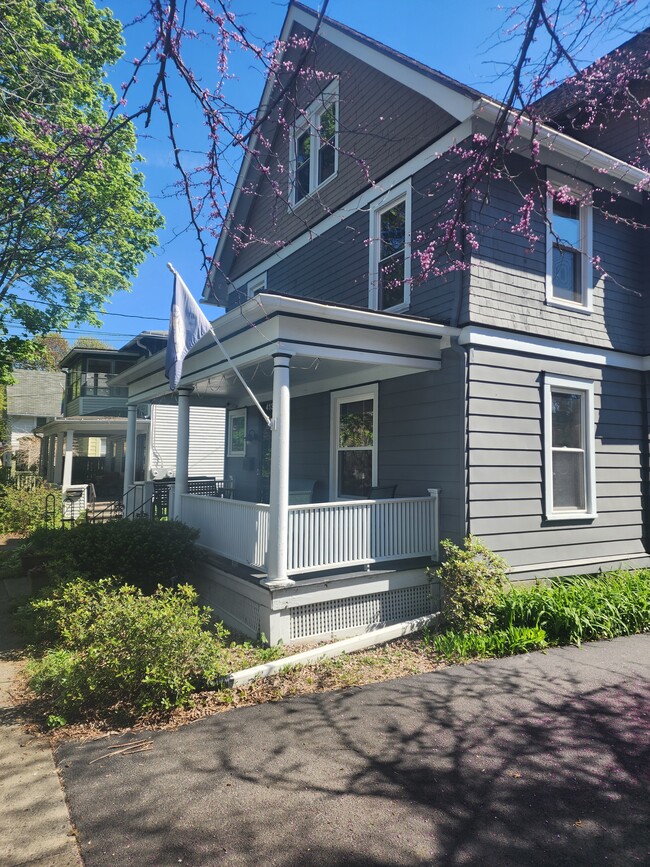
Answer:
top-left (546, 175), bottom-right (593, 312)
top-left (330, 385), bottom-right (378, 499)
top-left (291, 81), bottom-right (338, 205)
top-left (544, 375), bottom-right (596, 519)
top-left (369, 182), bottom-right (412, 311)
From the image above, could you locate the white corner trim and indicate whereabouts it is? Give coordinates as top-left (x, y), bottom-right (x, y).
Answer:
top-left (230, 119), bottom-right (473, 293)
top-left (225, 612), bottom-right (440, 685)
top-left (458, 325), bottom-right (648, 372)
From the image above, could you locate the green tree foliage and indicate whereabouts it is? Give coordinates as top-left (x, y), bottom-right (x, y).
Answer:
top-left (0, 0), bottom-right (162, 381)
top-left (14, 334), bottom-right (70, 371)
top-left (73, 336), bottom-right (112, 350)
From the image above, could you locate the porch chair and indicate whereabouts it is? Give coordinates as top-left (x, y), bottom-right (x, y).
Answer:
top-left (369, 484), bottom-right (397, 499)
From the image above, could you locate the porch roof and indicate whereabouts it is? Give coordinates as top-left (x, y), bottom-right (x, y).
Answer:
top-left (115, 293), bottom-right (458, 406)
top-left (36, 416), bottom-right (150, 437)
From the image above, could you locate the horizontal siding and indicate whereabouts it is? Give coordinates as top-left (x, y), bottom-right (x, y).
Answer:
top-left (150, 405), bottom-right (226, 479)
top-left (466, 346), bottom-right (648, 576)
top-left (229, 24), bottom-right (457, 282)
top-left (259, 152), bottom-right (463, 323)
top-left (379, 349), bottom-right (464, 543)
top-left (467, 165), bottom-right (647, 353)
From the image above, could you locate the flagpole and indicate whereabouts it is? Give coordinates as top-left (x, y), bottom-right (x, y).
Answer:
top-left (166, 263), bottom-right (273, 429)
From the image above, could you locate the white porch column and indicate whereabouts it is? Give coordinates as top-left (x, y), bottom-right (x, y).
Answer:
top-left (45, 436), bottom-right (53, 482)
top-left (263, 353), bottom-right (294, 588)
top-left (123, 404), bottom-right (137, 496)
top-left (62, 429), bottom-right (74, 490)
top-left (54, 432), bottom-right (65, 485)
top-left (173, 388), bottom-right (192, 520)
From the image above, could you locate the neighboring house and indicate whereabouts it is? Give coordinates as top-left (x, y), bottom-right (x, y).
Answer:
top-left (115, 4), bottom-right (650, 644)
top-left (36, 333), bottom-right (225, 502)
top-left (5, 369), bottom-right (65, 468)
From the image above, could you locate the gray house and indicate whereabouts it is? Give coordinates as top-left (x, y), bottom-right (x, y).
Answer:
top-left (117, 5), bottom-right (650, 643)
top-left (5, 369), bottom-right (65, 468)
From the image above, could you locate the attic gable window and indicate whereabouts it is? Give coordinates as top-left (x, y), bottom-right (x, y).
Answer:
top-left (545, 176), bottom-right (593, 313)
top-left (290, 81), bottom-right (339, 205)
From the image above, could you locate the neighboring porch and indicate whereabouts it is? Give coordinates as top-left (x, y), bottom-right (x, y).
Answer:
top-left (36, 415), bottom-right (150, 502)
top-left (116, 293), bottom-right (460, 642)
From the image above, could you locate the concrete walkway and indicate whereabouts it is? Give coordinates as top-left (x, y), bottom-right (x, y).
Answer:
top-left (0, 570), bottom-right (81, 867)
top-left (58, 633), bottom-right (650, 867)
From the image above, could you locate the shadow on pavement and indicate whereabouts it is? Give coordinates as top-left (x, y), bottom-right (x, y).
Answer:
top-left (58, 636), bottom-right (650, 867)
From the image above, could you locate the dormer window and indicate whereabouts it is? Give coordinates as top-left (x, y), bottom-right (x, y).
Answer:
top-left (546, 176), bottom-right (593, 313)
top-left (290, 81), bottom-right (339, 205)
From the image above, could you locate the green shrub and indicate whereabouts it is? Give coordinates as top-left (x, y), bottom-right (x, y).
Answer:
top-left (25, 519), bottom-right (199, 592)
top-left (0, 484), bottom-right (61, 535)
top-left (429, 536), bottom-right (508, 632)
top-left (16, 576), bottom-right (113, 647)
top-left (495, 570), bottom-right (650, 646)
top-left (427, 626), bottom-right (547, 661)
top-left (27, 581), bottom-right (229, 721)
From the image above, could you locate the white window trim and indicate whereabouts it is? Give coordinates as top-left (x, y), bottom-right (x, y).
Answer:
top-left (543, 374), bottom-right (597, 521)
top-left (289, 80), bottom-right (339, 207)
top-left (545, 173), bottom-right (593, 314)
top-left (368, 180), bottom-right (412, 313)
top-left (247, 273), bottom-right (267, 299)
top-left (227, 407), bottom-right (247, 458)
top-left (329, 383), bottom-right (378, 500)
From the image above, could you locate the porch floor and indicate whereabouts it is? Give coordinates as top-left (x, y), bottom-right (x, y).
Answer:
top-left (195, 546), bottom-right (434, 587)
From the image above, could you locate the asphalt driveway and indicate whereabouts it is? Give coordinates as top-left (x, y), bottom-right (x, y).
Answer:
top-left (58, 634), bottom-right (650, 866)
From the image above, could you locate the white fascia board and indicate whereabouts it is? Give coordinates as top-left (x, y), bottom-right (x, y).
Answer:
top-left (291, 7), bottom-right (475, 121)
top-left (251, 292), bottom-right (460, 339)
top-left (473, 98), bottom-right (650, 191)
top-left (459, 325), bottom-right (649, 372)
top-left (230, 119), bottom-right (473, 293)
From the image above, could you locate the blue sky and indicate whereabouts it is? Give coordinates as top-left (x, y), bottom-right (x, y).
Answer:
top-left (64, 0), bottom-right (644, 346)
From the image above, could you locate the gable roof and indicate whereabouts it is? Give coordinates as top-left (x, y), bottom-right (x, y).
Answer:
top-left (202, 0), bottom-right (481, 305)
top-left (6, 369), bottom-right (65, 418)
top-left (534, 28), bottom-right (650, 120)
top-left (204, 4), bottom-right (650, 307)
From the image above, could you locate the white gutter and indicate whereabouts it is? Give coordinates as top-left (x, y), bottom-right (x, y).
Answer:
top-left (253, 293), bottom-right (461, 339)
top-left (113, 293), bottom-right (461, 389)
top-left (473, 98), bottom-right (650, 189)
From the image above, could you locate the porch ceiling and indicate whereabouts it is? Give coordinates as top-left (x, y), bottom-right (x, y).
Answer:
top-left (119, 293), bottom-right (455, 406)
top-left (36, 417), bottom-right (150, 437)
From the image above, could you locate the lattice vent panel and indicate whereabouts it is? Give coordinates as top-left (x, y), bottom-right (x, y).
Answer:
top-left (289, 584), bottom-right (433, 641)
top-left (217, 587), bottom-right (261, 635)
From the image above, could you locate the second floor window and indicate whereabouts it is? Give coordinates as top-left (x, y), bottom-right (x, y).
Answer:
top-left (546, 180), bottom-right (593, 312)
top-left (291, 81), bottom-right (338, 205)
top-left (369, 182), bottom-right (412, 312)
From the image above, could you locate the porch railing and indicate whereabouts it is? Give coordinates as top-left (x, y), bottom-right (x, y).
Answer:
top-left (180, 492), bottom-right (439, 576)
top-left (181, 494), bottom-right (270, 570)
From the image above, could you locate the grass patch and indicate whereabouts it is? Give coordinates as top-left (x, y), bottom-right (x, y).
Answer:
top-left (495, 570), bottom-right (650, 646)
top-left (423, 568), bottom-right (650, 662)
top-left (426, 625), bottom-right (547, 661)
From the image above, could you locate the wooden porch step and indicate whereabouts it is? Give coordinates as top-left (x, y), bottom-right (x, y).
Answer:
top-left (86, 501), bottom-right (123, 523)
